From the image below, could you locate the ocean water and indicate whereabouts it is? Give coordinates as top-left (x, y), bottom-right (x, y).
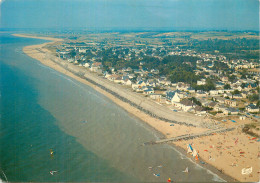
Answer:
top-left (0, 33), bottom-right (224, 182)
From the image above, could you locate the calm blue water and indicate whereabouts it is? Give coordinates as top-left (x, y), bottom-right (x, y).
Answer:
top-left (0, 33), bottom-right (224, 182)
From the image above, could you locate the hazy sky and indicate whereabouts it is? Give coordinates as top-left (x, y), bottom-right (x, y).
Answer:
top-left (0, 0), bottom-right (259, 31)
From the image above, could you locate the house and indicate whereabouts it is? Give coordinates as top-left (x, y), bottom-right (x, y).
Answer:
top-left (223, 107), bottom-right (239, 115)
top-left (216, 82), bottom-right (225, 88)
top-left (180, 99), bottom-right (194, 111)
top-left (90, 62), bottom-right (103, 72)
top-left (197, 98), bottom-right (209, 107)
top-left (114, 76), bottom-right (123, 84)
top-left (214, 97), bottom-right (225, 104)
top-left (246, 104), bottom-right (259, 113)
top-left (107, 74), bottom-right (120, 81)
top-left (187, 87), bottom-right (195, 93)
top-left (84, 62), bottom-right (90, 68)
top-left (214, 104), bottom-right (226, 112)
top-left (223, 93), bottom-right (232, 98)
top-left (143, 88), bottom-right (154, 95)
top-left (241, 91), bottom-right (248, 98)
top-left (132, 80), bottom-right (146, 91)
top-left (225, 99), bottom-right (237, 107)
top-left (208, 101), bottom-right (217, 108)
top-left (164, 80), bottom-right (172, 86)
top-left (166, 91), bottom-right (181, 104)
top-left (209, 90), bottom-right (219, 96)
top-left (147, 81), bottom-right (156, 87)
top-left (240, 116), bottom-right (246, 120)
top-left (176, 82), bottom-right (190, 90)
top-left (217, 89), bottom-right (225, 94)
top-left (137, 80), bottom-right (147, 87)
top-left (150, 93), bottom-right (162, 100)
top-left (194, 105), bottom-right (206, 114)
top-left (196, 91), bottom-right (207, 97)
top-left (197, 79), bottom-right (206, 85)
top-left (232, 85), bottom-right (242, 91)
top-left (232, 94), bottom-right (243, 99)
top-left (221, 77), bottom-right (229, 82)
top-left (123, 79), bottom-right (132, 86)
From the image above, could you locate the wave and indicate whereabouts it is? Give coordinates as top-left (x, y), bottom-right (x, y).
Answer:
top-left (0, 169), bottom-right (8, 183)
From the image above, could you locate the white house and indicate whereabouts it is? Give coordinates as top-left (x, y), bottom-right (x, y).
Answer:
top-left (223, 107), bottom-right (239, 115)
top-left (123, 79), bottom-right (132, 86)
top-left (196, 91), bottom-right (207, 97)
top-left (209, 90), bottom-right (219, 96)
top-left (197, 79), bottom-right (206, 85)
top-left (166, 91), bottom-right (181, 105)
top-left (246, 104), bottom-right (259, 113)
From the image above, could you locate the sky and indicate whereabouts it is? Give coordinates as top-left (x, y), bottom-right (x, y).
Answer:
top-left (0, 0), bottom-right (259, 31)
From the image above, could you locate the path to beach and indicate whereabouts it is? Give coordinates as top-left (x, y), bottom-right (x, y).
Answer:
top-left (14, 34), bottom-right (260, 182)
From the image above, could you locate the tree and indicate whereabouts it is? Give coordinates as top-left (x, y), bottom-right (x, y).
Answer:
top-left (232, 90), bottom-right (240, 95)
top-left (248, 94), bottom-right (259, 102)
top-left (241, 83), bottom-right (246, 89)
top-left (189, 97), bottom-right (202, 106)
top-left (68, 50), bottom-right (76, 58)
top-left (228, 75), bottom-right (237, 83)
top-left (224, 84), bottom-right (231, 89)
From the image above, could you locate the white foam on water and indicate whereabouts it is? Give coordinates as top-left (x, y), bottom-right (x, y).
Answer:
top-left (0, 169), bottom-right (8, 183)
top-left (211, 171), bottom-right (226, 182)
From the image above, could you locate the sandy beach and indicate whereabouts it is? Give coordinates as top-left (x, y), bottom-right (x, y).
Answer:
top-left (14, 34), bottom-right (260, 182)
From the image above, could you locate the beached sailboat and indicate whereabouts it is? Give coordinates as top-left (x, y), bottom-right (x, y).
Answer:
top-left (182, 167), bottom-right (189, 173)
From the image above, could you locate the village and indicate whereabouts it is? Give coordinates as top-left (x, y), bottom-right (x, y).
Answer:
top-left (53, 33), bottom-right (259, 125)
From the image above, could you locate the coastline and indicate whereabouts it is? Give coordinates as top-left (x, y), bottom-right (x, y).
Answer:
top-left (14, 33), bottom-right (259, 182)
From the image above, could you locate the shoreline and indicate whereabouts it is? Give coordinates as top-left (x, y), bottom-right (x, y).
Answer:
top-left (14, 33), bottom-right (258, 182)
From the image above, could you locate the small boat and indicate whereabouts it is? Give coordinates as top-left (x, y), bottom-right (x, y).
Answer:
top-left (148, 167), bottom-right (153, 170)
top-left (81, 120), bottom-right (88, 124)
top-left (157, 165), bottom-right (163, 168)
top-left (50, 149), bottom-right (54, 155)
top-left (153, 173), bottom-right (160, 177)
top-left (170, 124), bottom-right (175, 126)
top-left (50, 171), bottom-right (57, 175)
top-left (182, 167), bottom-right (189, 173)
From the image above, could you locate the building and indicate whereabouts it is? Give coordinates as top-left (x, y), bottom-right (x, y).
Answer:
top-left (197, 79), bottom-right (206, 85)
top-left (143, 88), bottom-right (154, 95)
top-left (166, 90), bottom-right (181, 104)
top-left (225, 99), bottom-right (237, 107)
top-left (246, 104), bottom-right (259, 113)
top-left (223, 107), bottom-right (239, 115)
top-left (196, 91), bottom-right (207, 98)
top-left (179, 99), bottom-right (194, 112)
top-left (209, 90), bottom-right (219, 96)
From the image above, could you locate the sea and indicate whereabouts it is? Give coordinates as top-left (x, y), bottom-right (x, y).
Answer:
top-left (0, 33), bottom-right (225, 182)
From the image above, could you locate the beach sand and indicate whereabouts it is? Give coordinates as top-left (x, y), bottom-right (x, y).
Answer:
top-left (14, 34), bottom-right (260, 182)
